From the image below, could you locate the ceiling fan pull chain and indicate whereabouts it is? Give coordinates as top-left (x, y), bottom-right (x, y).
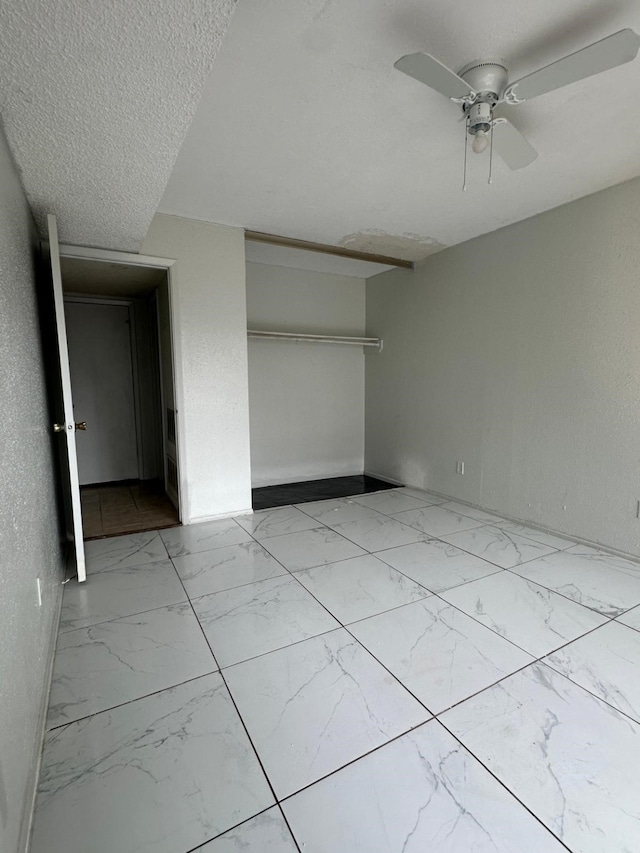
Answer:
top-left (462, 115), bottom-right (469, 191)
top-left (488, 114), bottom-right (494, 185)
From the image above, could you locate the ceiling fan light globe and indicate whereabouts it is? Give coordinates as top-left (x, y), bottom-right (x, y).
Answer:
top-left (472, 130), bottom-right (489, 153)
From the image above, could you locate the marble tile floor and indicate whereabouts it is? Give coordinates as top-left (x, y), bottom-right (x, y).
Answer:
top-left (32, 489), bottom-right (640, 853)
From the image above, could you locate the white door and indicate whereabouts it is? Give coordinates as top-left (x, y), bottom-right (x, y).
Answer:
top-left (45, 215), bottom-right (86, 582)
top-left (65, 300), bottom-right (139, 484)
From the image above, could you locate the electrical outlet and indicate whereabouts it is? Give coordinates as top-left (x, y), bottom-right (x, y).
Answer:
top-left (456, 461), bottom-right (465, 475)
top-left (36, 577), bottom-right (42, 607)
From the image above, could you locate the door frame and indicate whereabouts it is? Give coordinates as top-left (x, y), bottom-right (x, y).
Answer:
top-left (58, 244), bottom-right (184, 520)
top-left (63, 294), bottom-right (145, 482)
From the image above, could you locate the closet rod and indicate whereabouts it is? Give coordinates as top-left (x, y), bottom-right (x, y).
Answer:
top-left (247, 329), bottom-right (382, 351)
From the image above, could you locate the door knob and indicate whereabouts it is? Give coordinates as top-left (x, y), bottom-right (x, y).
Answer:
top-left (53, 423), bottom-right (65, 432)
top-left (75, 422), bottom-right (87, 431)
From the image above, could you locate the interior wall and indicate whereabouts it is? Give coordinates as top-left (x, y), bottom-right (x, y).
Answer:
top-left (131, 295), bottom-right (163, 481)
top-left (0, 126), bottom-right (64, 852)
top-left (246, 262), bottom-right (366, 486)
top-left (65, 300), bottom-right (139, 484)
top-left (366, 176), bottom-right (640, 557)
top-left (63, 295), bottom-right (163, 485)
top-left (155, 277), bottom-right (178, 506)
top-left (142, 215), bottom-right (252, 521)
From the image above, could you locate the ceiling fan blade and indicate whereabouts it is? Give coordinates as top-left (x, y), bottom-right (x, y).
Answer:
top-left (505, 28), bottom-right (640, 102)
top-left (394, 53), bottom-right (473, 100)
top-left (491, 118), bottom-right (538, 170)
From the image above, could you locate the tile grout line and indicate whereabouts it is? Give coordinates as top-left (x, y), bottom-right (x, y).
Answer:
top-left (176, 564), bottom-right (291, 598)
top-left (86, 506), bottom-right (640, 714)
top-left (294, 491), bottom-right (569, 552)
top-left (237, 532), bottom-right (589, 849)
top-left (170, 514), bottom-right (640, 622)
top-left (182, 804), bottom-right (275, 853)
top-left (428, 578), bottom-right (611, 658)
top-left (274, 548), bottom-right (554, 725)
top-left (337, 543), bottom-right (640, 725)
top-left (169, 554), bottom-right (305, 853)
top-left (85, 529), bottom-right (170, 571)
top-left (56, 546), bottom-right (304, 853)
top-left (174, 550), bottom-right (307, 853)
top-left (293, 498), bottom-right (568, 575)
top-left (234, 505), bottom-right (640, 765)
top-left (201, 527), bottom-right (470, 820)
top-left (432, 716), bottom-right (575, 853)
top-left (371, 540), bottom-right (640, 728)
top-left (58, 594), bottom-right (190, 635)
top-left (181, 502), bottom-right (640, 724)
top-left (227, 522), bottom-right (444, 707)
top-left (360, 489), bottom-right (631, 561)
top-left (170, 497), bottom-right (562, 582)
top-left (263, 708), bottom-right (573, 853)
top-left (56, 591), bottom-right (195, 633)
top-left (85, 517), bottom-right (640, 734)
top-left (498, 560), bottom-right (637, 618)
top-left (86, 556), bottom-right (171, 575)
top-left (45, 668), bottom-right (220, 733)
top-left (273, 718), bottom-right (443, 809)
top-left (328, 501), bottom-right (640, 621)
top-left (63, 498), bottom-right (640, 850)
top-left (240, 534), bottom-right (439, 714)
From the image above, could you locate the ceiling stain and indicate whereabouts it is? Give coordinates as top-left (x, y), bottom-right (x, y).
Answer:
top-left (340, 230), bottom-right (446, 263)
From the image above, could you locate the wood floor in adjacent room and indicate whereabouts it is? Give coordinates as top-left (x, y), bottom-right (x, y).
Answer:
top-left (81, 480), bottom-right (179, 539)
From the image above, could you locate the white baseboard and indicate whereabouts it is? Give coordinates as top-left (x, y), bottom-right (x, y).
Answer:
top-left (363, 470), bottom-right (404, 487)
top-left (251, 470), bottom-right (365, 488)
top-left (184, 508), bottom-right (253, 524)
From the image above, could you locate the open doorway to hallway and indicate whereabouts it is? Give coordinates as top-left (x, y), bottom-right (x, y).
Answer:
top-left (60, 255), bottom-right (181, 539)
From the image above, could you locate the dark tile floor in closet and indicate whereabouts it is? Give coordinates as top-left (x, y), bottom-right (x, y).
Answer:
top-left (251, 474), bottom-right (396, 510)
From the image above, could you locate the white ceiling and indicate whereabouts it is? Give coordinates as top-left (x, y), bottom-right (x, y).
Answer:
top-left (245, 240), bottom-right (392, 278)
top-left (0, 0), bottom-right (237, 251)
top-left (159, 0), bottom-right (640, 259)
top-left (2, 1), bottom-right (640, 260)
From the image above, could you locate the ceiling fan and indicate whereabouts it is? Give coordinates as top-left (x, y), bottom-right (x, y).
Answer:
top-left (394, 28), bottom-right (640, 178)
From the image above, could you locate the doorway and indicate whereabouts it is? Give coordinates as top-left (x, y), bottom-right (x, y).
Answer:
top-left (59, 253), bottom-right (181, 539)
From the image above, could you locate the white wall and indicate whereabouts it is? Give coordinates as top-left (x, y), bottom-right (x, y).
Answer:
top-left (366, 176), bottom-right (640, 557)
top-left (246, 262), bottom-right (366, 486)
top-left (155, 277), bottom-right (178, 504)
top-left (61, 293), bottom-right (163, 485)
top-left (65, 300), bottom-right (139, 484)
top-left (0, 126), bottom-right (65, 852)
top-left (142, 215), bottom-right (252, 521)
top-left (132, 295), bottom-right (163, 482)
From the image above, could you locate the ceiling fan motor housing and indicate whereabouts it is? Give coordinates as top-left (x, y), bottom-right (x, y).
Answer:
top-left (458, 60), bottom-right (508, 135)
top-left (458, 59), bottom-right (508, 102)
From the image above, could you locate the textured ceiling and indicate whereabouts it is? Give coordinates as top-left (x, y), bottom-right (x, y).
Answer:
top-left (0, 0), bottom-right (237, 251)
top-left (159, 0), bottom-right (640, 257)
